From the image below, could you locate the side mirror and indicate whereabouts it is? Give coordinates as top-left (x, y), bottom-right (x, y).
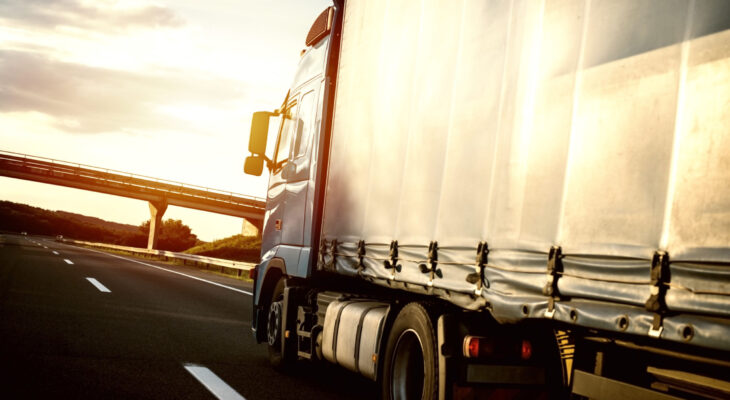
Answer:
top-left (244, 155), bottom-right (265, 176)
top-left (249, 111), bottom-right (275, 154)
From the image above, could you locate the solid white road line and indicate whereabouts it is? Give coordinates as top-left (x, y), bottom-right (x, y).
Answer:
top-left (184, 364), bottom-right (246, 400)
top-left (64, 259), bottom-right (74, 265)
top-left (82, 247), bottom-right (252, 296)
top-left (53, 251), bottom-right (60, 255)
top-left (86, 277), bottom-right (111, 293)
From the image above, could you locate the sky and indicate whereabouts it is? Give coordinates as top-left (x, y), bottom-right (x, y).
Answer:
top-left (0, 0), bottom-right (332, 241)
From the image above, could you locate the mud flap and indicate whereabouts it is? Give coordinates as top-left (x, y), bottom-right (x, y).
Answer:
top-left (253, 305), bottom-right (268, 343)
top-left (281, 286), bottom-right (306, 362)
top-left (437, 313), bottom-right (457, 400)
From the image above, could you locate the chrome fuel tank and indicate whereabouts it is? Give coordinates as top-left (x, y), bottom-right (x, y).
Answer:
top-left (321, 300), bottom-right (389, 380)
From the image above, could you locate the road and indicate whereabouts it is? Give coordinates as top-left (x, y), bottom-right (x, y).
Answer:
top-left (0, 233), bottom-right (377, 399)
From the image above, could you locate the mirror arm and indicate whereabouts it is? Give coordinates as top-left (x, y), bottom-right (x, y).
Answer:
top-left (255, 153), bottom-right (274, 170)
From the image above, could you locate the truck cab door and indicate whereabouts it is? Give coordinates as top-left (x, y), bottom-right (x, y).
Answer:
top-left (263, 87), bottom-right (318, 277)
top-left (280, 87), bottom-right (319, 276)
top-left (260, 101), bottom-right (295, 258)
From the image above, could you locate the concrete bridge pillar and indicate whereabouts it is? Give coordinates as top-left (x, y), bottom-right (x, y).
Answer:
top-left (147, 199), bottom-right (168, 250)
top-left (241, 218), bottom-right (263, 237)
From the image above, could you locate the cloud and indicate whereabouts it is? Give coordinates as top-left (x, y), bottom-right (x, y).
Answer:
top-left (0, 49), bottom-right (245, 134)
top-left (0, 0), bottom-right (185, 33)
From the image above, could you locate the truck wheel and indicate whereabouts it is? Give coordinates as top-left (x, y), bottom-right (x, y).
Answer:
top-left (381, 303), bottom-right (438, 400)
top-left (267, 278), bottom-right (290, 369)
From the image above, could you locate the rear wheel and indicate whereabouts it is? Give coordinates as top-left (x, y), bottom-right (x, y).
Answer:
top-left (381, 302), bottom-right (438, 400)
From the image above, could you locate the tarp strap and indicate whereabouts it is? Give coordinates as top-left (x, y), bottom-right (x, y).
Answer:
top-left (318, 239), bottom-right (328, 271)
top-left (544, 246), bottom-right (563, 318)
top-left (467, 241), bottom-right (489, 295)
top-left (419, 241), bottom-right (440, 286)
top-left (646, 251), bottom-right (670, 338)
top-left (329, 239), bottom-right (338, 271)
top-left (383, 240), bottom-right (400, 278)
top-left (356, 240), bottom-right (366, 274)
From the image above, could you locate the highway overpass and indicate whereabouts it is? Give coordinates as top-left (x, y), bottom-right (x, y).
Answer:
top-left (0, 150), bottom-right (266, 249)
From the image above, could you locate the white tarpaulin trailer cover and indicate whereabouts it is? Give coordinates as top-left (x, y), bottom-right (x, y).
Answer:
top-left (318, 0), bottom-right (730, 351)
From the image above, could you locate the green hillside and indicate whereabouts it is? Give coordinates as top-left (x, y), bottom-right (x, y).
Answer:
top-left (0, 200), bottom-right (143, 244)
top-left (55, 210), bottom-right (140, 233)
top-left (184, 234), bottom-right (260, 263)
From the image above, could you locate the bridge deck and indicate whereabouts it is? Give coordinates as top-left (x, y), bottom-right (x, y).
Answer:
top-left (0, 150), bottom-right (266, 223)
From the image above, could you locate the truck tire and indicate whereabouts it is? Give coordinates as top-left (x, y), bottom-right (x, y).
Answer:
top-left (381, 302), bottom-right (438, 400)
top-left (267, 278), bottom-right (291, 370)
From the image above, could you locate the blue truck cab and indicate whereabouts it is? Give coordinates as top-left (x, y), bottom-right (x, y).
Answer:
top-left (244, 6), bottom-right (339, 344)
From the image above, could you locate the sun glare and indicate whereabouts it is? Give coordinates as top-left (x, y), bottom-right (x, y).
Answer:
top-left (0, 0), bottom-right (330, 240)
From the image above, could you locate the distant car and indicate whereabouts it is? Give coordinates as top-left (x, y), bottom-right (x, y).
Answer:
top-left (21, 232), bottom-right (27, 236)
top-left (56, 235), bottom-right (63, 242)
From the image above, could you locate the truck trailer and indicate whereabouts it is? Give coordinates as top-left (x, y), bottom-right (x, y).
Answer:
top-left (244, 1), bottom-right (730, 398)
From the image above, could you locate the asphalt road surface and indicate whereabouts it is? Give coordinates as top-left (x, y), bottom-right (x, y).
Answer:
top-left (0, 233), bottom-right (377, 399)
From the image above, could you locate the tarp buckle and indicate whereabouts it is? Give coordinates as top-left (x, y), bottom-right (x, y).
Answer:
top-left (545, 297), bottom-right (556, 319)
top-left (649, 314), bottom-right (664, 338)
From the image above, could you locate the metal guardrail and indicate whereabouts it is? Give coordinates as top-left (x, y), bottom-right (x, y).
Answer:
top-left (63, 239), bottom-right (255, 273)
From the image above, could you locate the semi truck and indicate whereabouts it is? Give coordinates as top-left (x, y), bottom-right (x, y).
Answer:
top-left (243, 1), bottom-right (730, 398)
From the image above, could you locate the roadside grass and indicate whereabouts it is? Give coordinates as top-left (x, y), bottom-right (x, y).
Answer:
top-left (184, 234), bottom-right (261, 263)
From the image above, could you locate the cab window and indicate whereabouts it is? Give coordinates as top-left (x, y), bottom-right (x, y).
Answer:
top-left (273, 100), bottom-right (298, 167)
top-left (293, 90), bottom-right (316, 159)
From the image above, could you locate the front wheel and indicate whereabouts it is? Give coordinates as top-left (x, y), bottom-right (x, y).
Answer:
top-left (266, 278), bottom-right (291, 369)
top-left (381, 302), bottom-right (438, 400)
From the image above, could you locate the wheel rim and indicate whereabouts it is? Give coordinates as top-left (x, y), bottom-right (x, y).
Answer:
top-left (267, 300), bottom-right (282, 347)
top-left (390, 329), bottom-right (425, 400)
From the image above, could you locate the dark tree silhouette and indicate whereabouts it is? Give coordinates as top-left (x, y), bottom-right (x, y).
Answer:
top-left (0, 201), bottom-right (198, 252)
top-left (139, 218), bottom-right (198, 252)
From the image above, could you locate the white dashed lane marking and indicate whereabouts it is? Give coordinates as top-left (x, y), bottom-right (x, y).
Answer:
top-left (52, 251), bottom-right (59, 255)
top-left (63, 259), bottom-right (74, 265)
top-left (86, 278), bottom-right (111, 293)
top-left (184, 364), bottom-right (246, 400)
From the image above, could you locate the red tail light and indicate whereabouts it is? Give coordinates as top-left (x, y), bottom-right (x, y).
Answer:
top-left (248, 266), bottom-right (258, 280)
top-left (465, 336), bottom-right (480, 358)
top-left (521, 339), bottom-right (533, 360)
top-left (463, 336), bottom-right (493, 358)
top-left (463, 336), bottom-right (533, 360)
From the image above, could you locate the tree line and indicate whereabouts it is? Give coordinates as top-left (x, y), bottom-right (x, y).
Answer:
top-left (0, 200), bottom-right (199, 252)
